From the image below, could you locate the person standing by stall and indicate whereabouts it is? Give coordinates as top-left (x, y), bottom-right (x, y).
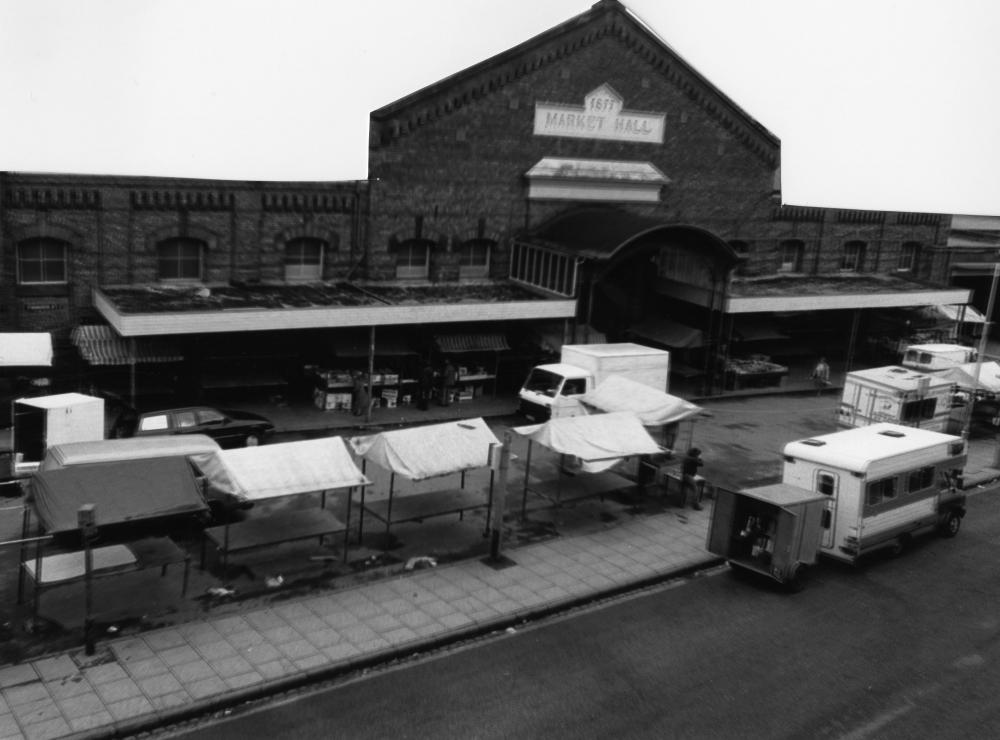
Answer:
top-left (681, 447), bottom-right (705, 510)
top-left (440, 359), bottom-right (458, 406)
top-left (418, 360), bottom-right (435, 411)
top-left (810, 356), bottom-right (831, 395)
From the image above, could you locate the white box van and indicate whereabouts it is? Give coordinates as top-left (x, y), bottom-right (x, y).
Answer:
top-left (837, 366), bottom-right (957, 432)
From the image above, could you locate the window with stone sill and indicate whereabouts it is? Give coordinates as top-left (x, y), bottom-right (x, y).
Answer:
top-left (158, 237), bottom-right (204, 281)
top-left (898, 242), bottom-right (919, 272)
top-left (458, 240), bottom-right (492, 279)
top-left (17, 238), bottom-right (68, 285)
top-left (778, 240), bottom-right (803, 273)
top-left (395, 240), bottom-right (430, 280)
top-left (841, 241), bottom-right (866, 272)
top-left (285, 237), bottom-right (325, 282)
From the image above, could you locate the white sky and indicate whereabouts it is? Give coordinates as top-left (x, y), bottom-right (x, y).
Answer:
top-left (2, 0), bottom-right (999, 216)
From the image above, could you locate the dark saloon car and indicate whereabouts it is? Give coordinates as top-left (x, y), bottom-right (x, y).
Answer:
top-left (130, 406), bottom-right (274, 448)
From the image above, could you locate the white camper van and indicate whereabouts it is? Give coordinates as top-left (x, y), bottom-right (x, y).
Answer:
top-left (782, 423), bottom-right (966, 563)
top-left (901, 343), bottom-right (977, 372)
top-left (837, 366), bottom-right (957, 432)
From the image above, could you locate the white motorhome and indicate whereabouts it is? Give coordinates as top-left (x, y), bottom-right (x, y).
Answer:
top-left (837, 365), bottom-right (957, 432)
top-left (782, 423), bottom-right (966, 563)
top-left (901, 343), bottom-right (977, 372)
top-left (518, 343), bottom-right (670, 422)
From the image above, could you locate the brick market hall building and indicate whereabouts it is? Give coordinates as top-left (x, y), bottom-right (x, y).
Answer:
top-left (2, 0), bottom-right (998, 406)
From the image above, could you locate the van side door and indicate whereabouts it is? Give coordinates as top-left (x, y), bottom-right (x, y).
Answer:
top-left (815, 470), bottom-right (839, 548)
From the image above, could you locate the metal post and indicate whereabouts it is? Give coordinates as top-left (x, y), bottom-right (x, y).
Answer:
top-left (488, 436), bottom-right (511, 562)
top-left (366, 325), bottom-right (376, 423)
top-left (964, 262), bottom-right (999, 439)
top-left (78, 504), bottom-right (97, 656)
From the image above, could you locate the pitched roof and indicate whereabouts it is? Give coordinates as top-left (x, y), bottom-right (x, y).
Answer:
top-left (369, 0), bottom-right (779, 165)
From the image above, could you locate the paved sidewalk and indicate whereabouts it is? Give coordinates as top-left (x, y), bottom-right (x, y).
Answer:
top-left (0, 502), bottom-right (715, 740)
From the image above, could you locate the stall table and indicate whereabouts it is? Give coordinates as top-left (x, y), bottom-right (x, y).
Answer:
top-left (201, 508), bottom-right (345, 570)
top-left (21, 537), bottom-right (190, 617)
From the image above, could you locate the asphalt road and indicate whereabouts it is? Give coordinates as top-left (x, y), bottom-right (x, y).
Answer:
top-left (165, 488), bottom-right (1000, 740)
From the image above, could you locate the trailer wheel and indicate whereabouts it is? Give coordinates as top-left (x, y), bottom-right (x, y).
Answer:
top-left (244, 434), bottom-right (261, 447)
top-left (785, 564), bottom-right (808, 593)
top-left (888, 537), bottom-right (906, 558)
top-left (940, 510), bottom-right (962, 538)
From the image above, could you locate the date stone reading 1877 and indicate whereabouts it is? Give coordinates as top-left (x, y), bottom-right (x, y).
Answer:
top-left (533, 84), bottom-right (665, 144)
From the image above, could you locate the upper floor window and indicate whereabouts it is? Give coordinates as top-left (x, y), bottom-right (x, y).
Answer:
top-left (841, 241), bottom-right (866, 272)
top-left (158, 237), bottom-right (204, 281)
top-left (395, 240), bottom-right (430, 280)
top-left (17, 238), bottom-right (68, 284)
top-left (458, 239), bottom-right (492, 279)
top-left (285, 238), bottom-right (325, 282)
top-left (778, 240), bottom-right (804, 273)
top-left (898, 242), bottom-right (919, 272)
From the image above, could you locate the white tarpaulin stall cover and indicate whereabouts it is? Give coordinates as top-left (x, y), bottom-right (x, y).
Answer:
top-left (349, 417), bottom-right (500, 481)
top-left (941, 361), bottom-right (1000, 394)
top-left (0, 333), bottom-right (52, 367)
top-left (513, 411), bottom-right (663, 473)
top-left (580, 375), bottom-right (702, 426)
top-left (197, 437), bottom-right (369, 502)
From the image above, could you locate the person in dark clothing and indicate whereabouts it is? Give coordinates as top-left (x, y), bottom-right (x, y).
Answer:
top-left (418, 362), bottom-right (435, 410)
top-left (440, 359), bottom-right (458, 406)
top-left (681, 447), bottom-right (705, 510)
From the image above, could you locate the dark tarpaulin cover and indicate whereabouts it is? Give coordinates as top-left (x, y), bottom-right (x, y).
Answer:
top-left (30, 457), bottom-right (208, 533)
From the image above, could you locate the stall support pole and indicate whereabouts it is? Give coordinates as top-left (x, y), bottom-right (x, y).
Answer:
top-left (521, 440), bottom-right (533, 519)
top-left (344, 486), bottom-right (354, 563)
top-left (366, 326), bottom-right (376, 424)
top-left (384, 473), bottom-right (395, 549)
top-left (17, 506), bottom-right (30, 604)
top-left (488, 434), bottom-right (511, 562)
top-left (78, 505), bottom-right (97, 656)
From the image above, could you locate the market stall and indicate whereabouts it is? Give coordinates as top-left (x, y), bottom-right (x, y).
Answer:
top-left (193, 437), bottom-right (369, 569)
top-left (512, 411), bottom-right (664, 515)
top-left (19, 456), bottom-right (207, 618)
top-left (348, 417), bottom-right (500, 545)
top-left (579, 375), bottom-right (704, 488)
top-left (724, 356), bottom-right (789, 390)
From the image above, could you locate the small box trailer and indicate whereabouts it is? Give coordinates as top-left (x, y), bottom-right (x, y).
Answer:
top-left (708, 423), bottom-right (967, 589)
top-left (707, 483), bottom-right (828, 591)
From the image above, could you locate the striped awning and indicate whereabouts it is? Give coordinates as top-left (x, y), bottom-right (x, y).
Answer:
top-left (435, 333), bottom-right (511, 353)
top-left (71, 325), bottom-right (183, 366)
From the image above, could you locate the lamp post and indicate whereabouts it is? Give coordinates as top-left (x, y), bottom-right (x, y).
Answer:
top-left (962, 261), bottom-right (1000, 439)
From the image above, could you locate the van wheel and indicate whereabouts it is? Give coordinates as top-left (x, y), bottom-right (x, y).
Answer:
top-left (940, 511), bottom-right (962, 538)
top-left (888, 537), bottom-right (906, 558)
top-left (785, 564), bottom-right (807, 593)
top-left (244, 434), bottom-right (260, 447)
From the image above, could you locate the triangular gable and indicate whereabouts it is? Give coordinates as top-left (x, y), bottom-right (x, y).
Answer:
top-left (370, 0), bottom-right (778, 164)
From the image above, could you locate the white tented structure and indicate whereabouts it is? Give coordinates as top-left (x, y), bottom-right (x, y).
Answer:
top-left (348, 417), bottom-right (501, 545)
top-left (195, 437), bottom-right (370, 569)
top-left (513, 411), bottom-right (664, 514)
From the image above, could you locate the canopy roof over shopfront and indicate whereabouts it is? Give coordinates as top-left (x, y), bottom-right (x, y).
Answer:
top-left (349, 417), bottom-right (500, 481)
top-left (0, 333), bottom-right (52, 367)
top-left (580, 376), bottom-right (702, 427)
top-left (627, 317), bottom-right (703, 349)
top-left (29, 457), bottom-right (208, 534)
top-left (71, 324), bottom-right (183, 365)
top-left (196, 438), bottom-right (369, 502)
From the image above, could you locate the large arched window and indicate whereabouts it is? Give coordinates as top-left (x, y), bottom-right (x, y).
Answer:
top-left (285, 237), bottom-right (326, 281)
top-left (17, 237), bottom-right (68, 284)
top-left (158, 237), bottom-right (204, 281)
top-left (458, 239), bottom-right (493, 279)
top-left (395, 240), bottom-right (431, 279)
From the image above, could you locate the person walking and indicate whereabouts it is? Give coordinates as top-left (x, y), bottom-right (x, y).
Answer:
top-left (440, 359), bottom-right (458, 406)
top-left (810, 356), bottom-right (831, 395)
top-left (681, 447), bottom-right (705, 510)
